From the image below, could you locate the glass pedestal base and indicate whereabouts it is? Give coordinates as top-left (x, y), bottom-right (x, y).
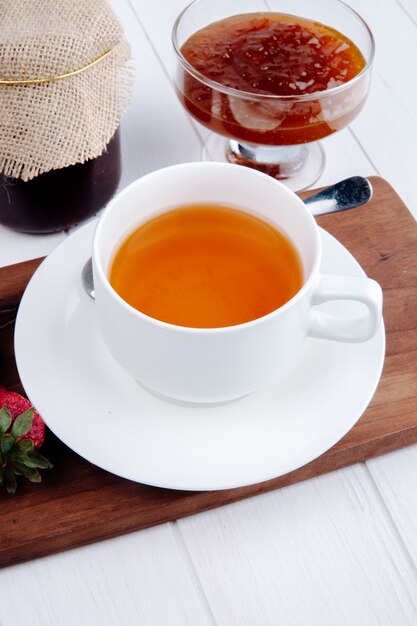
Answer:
top-left (203, 135), bottom-right (326, 192)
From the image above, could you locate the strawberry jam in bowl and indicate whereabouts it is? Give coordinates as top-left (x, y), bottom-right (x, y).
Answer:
top-left (173, 0), bottom-right (374, 190)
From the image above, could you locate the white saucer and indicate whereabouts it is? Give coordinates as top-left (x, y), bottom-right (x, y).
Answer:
top-left (15, 221), bottom-right (385, 491)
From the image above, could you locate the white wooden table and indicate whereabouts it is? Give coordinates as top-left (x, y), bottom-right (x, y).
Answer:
top-left (1, 1), bottom-right (417, 624)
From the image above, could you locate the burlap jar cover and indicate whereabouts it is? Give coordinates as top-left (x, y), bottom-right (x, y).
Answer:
top-left (0, 0), bottom-right (132, 181)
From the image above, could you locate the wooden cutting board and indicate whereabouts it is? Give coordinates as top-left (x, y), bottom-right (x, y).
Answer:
top-left (0, 176), bottom-right (416, 569)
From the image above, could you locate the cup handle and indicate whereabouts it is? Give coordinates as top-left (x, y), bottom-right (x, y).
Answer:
top-left (308, 274), bottom-right (383, 343)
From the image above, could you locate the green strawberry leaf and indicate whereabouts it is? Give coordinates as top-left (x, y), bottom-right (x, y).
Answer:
top-left (1, 436), bottom-right (15, 460)
top-left (11, 408), bottom-right (34, 440)
top-left (12, 462), bottom-right (42, 481)
top-left (0, 406), bottom-right (12, 435)
top-left (26, 468), bottom-right (41, 483)
top-left (3, 468), bottom-right (17, 494)
top-left (12, 461), bottom-right (32, 477)
top-left (0, 406), bottom-right (51, 494)
top-left (26, 451), bottom-right (53, 470)
top-left (16, 439), bottom-right (34, 453)
top-left (13, 449), bottom-right (52, 470)
top-left (12, 452), bottom-right (32, 467)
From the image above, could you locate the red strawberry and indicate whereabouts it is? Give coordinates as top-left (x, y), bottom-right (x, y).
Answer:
top-left (0, 386), bottom-right (52, 495)
top-left (0, 386), bottom-right (45, 449)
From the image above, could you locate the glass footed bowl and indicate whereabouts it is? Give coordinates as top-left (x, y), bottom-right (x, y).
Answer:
top-left (172, 0), bottom-right (374, 191)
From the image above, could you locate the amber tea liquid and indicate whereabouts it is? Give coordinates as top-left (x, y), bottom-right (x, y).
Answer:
top-left (110, 204), bottom-right (303, 328)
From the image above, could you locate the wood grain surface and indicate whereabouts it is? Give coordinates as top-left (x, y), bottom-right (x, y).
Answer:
top-left (0, 176), bottom-right (415, 569)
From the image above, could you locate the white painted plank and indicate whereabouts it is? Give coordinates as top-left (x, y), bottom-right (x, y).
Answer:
top-left (127, 0), bottom-right (212, 142)
top-left (177, 465), bottom-right (417, 626)
top-left (0, 227), bottom-right (66, 269)
top-left (350, 73), bottom-right (417, 214)
top-left (0, 524), bottom-right (214, 626)
top-left (128, 0), bottom-right (195, 72)
top-left (109, 0), bottom-right (202, 190)
top-left (367, 446), bottom-right (417, 568)
top-left (337, 0), bottom-right (417, 218)
top-left (396, 0), bottom-right (417, 23)
top-left (347, 0), bottom-right (417, 127)
top-left (315, 128), bottom-right (376, 186)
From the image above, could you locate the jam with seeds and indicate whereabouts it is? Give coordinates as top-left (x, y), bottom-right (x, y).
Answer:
top-left (179, 13), bottom-right (367, 145)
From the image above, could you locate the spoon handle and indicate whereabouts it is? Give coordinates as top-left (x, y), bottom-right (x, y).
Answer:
top-left (304, 176), bottom-right (373, 216)
top-left (81, 257), bottom-right (95, 300)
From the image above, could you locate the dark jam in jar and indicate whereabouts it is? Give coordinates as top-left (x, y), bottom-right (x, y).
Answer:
top-left (179, 13), bottom-right (367, 145)
top-left (0, 128), bottom-right (121, 234)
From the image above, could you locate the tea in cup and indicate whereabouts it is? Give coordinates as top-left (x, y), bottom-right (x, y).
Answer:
top-left (93, 162), bottom-right (382, 404)
top-left (109, 202), bottom-right (304, 329)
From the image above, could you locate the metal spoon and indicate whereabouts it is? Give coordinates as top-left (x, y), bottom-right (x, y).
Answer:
top-left (81, 176), bottom-right (373, 300)
top-left (304, 176), bottom-right (373, 216)
top-left (81, 257), bottom-right (95, 300)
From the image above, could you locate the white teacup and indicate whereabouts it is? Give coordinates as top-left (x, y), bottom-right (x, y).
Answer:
top-left (93, 162), bottom-right (382, 404)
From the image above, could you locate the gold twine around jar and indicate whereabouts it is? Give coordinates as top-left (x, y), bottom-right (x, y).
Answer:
top-left (0, 48), bottom-right (115, 85)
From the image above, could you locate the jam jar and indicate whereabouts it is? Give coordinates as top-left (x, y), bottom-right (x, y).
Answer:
top-left (0, 128), bottom-right (121, 234)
